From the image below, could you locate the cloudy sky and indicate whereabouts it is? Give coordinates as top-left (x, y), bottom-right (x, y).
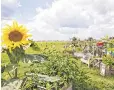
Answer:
top-left (1, 0), bottom-right (114, 40)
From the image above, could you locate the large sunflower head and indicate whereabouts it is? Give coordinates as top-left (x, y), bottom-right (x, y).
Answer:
top-left (2, 21), bottom-right (32, 50)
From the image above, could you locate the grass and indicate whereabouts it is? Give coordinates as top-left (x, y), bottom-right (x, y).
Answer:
top-left (76, 59), bottom-right (114, 90)
top-left (1, 41), bottom-right (114, 90)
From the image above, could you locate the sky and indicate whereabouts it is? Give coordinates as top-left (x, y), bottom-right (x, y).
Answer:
top-left (1, 0), bottom-right (114, 41)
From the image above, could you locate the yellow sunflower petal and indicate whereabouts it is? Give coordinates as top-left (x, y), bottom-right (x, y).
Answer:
top-left (2, 27), bottom-right (9, 32)
top-left (27, 34), bottom-right (32, 37)
top-left (6, 24), bottom-right (12, 30)
top-left (13, 20), bottom-right (18, 29)
top-left (13, 42), bottom-right (20, 49)
top-left (18, 25), bottom-right (23, 30)
top-left (22, 40), bottom-right (29, 44)
top-left (19, 26), bottom-right (28, 33)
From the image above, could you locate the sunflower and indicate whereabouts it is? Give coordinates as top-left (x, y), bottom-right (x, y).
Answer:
top-left (2, 21), bottom-right (31, 50)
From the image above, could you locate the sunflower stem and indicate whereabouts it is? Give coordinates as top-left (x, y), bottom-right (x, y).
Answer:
top-left (14, 68), bottom-right (18, 78)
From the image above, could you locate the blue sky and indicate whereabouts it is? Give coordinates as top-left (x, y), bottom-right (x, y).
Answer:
top-left (1, 0), bottom-right (114, 40)
top-left (1, 0), bottom-right (54, 22)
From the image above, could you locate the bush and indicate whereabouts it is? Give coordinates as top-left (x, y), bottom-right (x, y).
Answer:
top-left (28, 49), bottom-right (100, 90)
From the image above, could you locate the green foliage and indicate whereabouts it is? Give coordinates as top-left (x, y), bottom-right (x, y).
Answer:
top-left (29, 40), bottom-right (40, 51)
top-left (25, 49), bottom-right (99, 90)
top-left (71, 37), bottom-right (78, 47)
top-left (76, 47), bottom-right (82, 52)
top-left (5, 46), bottom-right (25, 64)
top-left (102, 55), bottom-right (114, 66)
top-left (2, 46), bottom-right (26, 78)
top-left (88, 37), bottom-right (93, 41)
top-left (2, 41), bottom-right (114, 90)
top-left (72, 71), bottom-right (99, 90)
top-left (46, 83), bottom-right (52, 90)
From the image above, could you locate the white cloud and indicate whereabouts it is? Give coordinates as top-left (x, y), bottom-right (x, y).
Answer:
top-left (26, 0), bottom-right (114, 40)
top-left (1, 19), bottom-right (13, 28)
top-left (2, 0), bottom-right (114, 40)
top-left (2, 0), bottom-right (21, 7)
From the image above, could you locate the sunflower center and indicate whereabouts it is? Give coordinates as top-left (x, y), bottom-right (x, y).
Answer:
top-left (9, 31), bottom-right (23, 42)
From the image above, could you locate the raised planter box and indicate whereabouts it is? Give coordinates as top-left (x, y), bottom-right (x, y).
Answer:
top-left (100, 63), bottom-right (114, 76)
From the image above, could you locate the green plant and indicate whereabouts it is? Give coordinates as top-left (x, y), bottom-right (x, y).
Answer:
top-left (4, 46), bottom-right (25, 78)
top-left (27, 48), bottom-right (99, 90)
top-left (102, 55), bottom-right (114, 66)
top-left (29, 39), bottom-right (40, 51)
top-left (76, 47), bottom-right (82, 52)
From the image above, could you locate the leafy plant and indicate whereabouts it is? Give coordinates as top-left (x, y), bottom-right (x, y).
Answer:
top-left (29, 39), bottom-right (40, 51)
top-left (3, 46), bottom-right (26, 78)
top-left (102, 55), bottom-right (114, 66)
top-left (26, 48), bottom-right (100, 90)
top-left (76, 47), bottom-right (82, 52)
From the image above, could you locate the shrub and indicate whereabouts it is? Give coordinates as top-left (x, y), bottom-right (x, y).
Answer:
top-left (28, 49), bottom-right (100, 90)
